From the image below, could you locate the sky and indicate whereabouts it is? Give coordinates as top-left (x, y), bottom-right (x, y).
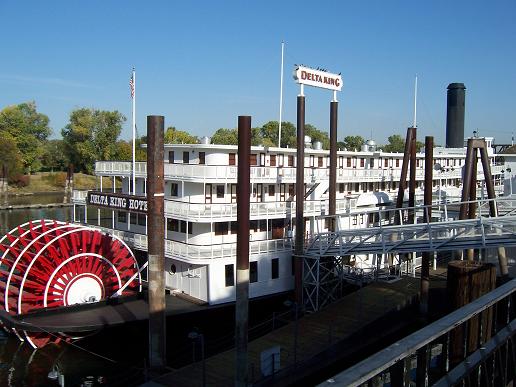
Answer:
top-left (1, 1), bottom-right (515, 146)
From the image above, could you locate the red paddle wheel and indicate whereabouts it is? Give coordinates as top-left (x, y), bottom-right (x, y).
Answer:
top-left (0, 220), bottom-right (142, 348)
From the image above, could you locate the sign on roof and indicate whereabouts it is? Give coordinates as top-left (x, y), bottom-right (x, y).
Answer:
top-left (293, 65), bottom-right (342, 91)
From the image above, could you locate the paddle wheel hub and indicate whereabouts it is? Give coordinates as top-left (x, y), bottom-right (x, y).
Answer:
top-left (0, 220), bottom-right (142, 348)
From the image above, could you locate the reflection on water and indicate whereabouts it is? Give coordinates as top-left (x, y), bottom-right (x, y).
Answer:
top-left (0, 193), bottom-right (71, 235)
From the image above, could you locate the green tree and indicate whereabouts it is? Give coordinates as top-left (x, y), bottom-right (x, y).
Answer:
top-left (260, 121), bottom-right (297, 148)
top-left (382, 134), bottom-right (424, 153)
top-left (164, 126), bottom-right (198, 144)
top-left (40, 139), bottom-right (69, 171)
top-left (211, 128), bottom-right (238, 145)
top-left (0, 101), bottom-right (51, 172)
top-left (342, 135), bottom-right (365, 151)
top-left (305, 124), bottom-right (330, 149)
top-left (0, 131), bottom-right (23, 178)
top-left (61, 108), bottom-right (126, 173)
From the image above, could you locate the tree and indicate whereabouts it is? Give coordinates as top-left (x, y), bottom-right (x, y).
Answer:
top-left (0, 101), bottom-right (51, 172)
top-left (382, 134), bottom-right (424, 153)
top-left (342, 135), bottom-right (365, 151)
top-left (61, 108), bottom-right (126, 174)
top-left (260, 121), bottom-right (297, 148)
top-left (0, 131), bottom-right (23, 178)
top-left (164, 126), bottom-right (198, 144)
top-left (305, 124), bottom-right (330, 149)
top-left (40, 139), bottom-right (69, 171)
top-left (211, 128), bottom-right (238, 145)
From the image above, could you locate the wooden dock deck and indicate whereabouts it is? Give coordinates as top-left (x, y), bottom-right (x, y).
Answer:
top-left (152, 276), bottom-right (429, 386)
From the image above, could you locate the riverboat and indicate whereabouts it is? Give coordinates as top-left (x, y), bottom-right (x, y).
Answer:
top-left (70, 135), bottom-right (505, 305)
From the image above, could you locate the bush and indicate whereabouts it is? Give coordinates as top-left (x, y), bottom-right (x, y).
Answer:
top-left (9, 174), bottom-right (30, 187)
top-left (42, 172), bottom-right (67, 186)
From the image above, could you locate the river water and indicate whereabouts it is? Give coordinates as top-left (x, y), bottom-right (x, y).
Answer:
top-left (0, 194), bottom-right (148, 386)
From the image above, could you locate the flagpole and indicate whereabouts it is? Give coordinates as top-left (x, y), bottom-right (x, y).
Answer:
top-left (132, 68), bottom-right (136, 195)
top-left (278, 41), bottom-right (284, 148)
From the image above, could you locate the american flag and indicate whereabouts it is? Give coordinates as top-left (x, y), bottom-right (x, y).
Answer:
top-left (129, 73), bottom-right (135, 98)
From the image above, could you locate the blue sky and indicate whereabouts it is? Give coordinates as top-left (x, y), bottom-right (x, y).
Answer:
top-left (1, 1), bottom-right (515, 145)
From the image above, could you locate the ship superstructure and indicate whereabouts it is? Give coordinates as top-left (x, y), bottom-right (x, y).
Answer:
top-left (71, 136), bottom-right (505, 305)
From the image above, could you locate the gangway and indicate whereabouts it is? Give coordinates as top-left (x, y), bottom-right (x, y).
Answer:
top-left (302, 197), bottom-right (516, 312)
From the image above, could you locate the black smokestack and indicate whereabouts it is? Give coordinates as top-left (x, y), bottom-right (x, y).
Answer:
top-left (445, 83), bottom-right (466, 148)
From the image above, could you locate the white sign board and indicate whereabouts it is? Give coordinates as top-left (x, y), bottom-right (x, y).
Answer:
top-left (293, 65), bottom-right (342, 91)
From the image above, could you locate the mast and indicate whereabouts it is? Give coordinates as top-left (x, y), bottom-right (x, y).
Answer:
top-left (413, 74), bottom-right (418, 128)
top-left (278, 41), bottom-right (285, 148)
top-left (131, 68), bottom-right (136, 195)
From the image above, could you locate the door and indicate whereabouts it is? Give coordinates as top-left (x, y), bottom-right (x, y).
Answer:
top-left (256, 183), bottom-right (263, 202)
top-left (205, 184), bottom-right (212, 204)
top-left (231, 184), bottom-right (237, 203)
top-left (280, 184), bottom-right (286, 201)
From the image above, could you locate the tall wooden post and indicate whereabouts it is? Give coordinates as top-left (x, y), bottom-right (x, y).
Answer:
top-left (295, 95), bottom-right (305, 305)
top-left (328, 100), bottom-right (338, 231)
top-left (420, 136), bottom-right (433, 315)
top-left (235, 116), bottom-right (251, 387)
top-left (147, 115), bottom-right (166, 371)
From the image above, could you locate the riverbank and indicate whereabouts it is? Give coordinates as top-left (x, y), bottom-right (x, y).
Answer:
top-left (2, 172), bottom-right (102, 195)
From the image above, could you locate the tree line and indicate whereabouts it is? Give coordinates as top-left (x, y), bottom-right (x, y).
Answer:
top-left (0, 101), bottom-right (422, 183)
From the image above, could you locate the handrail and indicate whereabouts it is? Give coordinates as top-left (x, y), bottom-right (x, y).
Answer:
top-left (319, 279), bottom-right (516, 386)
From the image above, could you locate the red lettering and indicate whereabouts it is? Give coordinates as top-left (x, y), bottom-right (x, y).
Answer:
top-left (301, 70), bottom-right (307, 80)
top-left (335, 79), bottom-right (340, 87)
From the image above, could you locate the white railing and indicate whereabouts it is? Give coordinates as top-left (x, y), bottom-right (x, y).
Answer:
top-left (72, 190), bottom-right (88, 203)
top-left (111, 231), bottom-right (293, 261)
top-left (163, 198), bottom-right (355, 220)
top-left (94, 161), bottom-right (505, 183)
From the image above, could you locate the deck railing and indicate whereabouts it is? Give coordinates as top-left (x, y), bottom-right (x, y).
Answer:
top-left (319, 279), bottom-right (516, 386)
top-left (94, 161), bottom-right (505, 183)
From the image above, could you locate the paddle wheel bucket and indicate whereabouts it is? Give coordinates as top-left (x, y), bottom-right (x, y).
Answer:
top-left (0, 219), bottom-right (142, 348)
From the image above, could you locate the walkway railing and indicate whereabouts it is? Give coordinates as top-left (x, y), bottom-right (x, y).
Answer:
top-left (319, 279), bottom-right (516, 386)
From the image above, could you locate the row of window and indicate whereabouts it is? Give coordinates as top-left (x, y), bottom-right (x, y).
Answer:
top-left (224, 258), bottom-right (280, 287)
top-left (166, 149), bottom-right (469, 170)
top-left (168, 151), bottom-right (205, 164)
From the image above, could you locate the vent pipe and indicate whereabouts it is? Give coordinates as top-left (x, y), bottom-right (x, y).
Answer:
top-left (445, 83), bottom-right (466, 148)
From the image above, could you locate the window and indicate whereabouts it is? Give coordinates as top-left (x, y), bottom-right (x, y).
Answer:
top-left (268, 185), bottom-right (275, 196)
top-left (230, 221), bottom-right (238, 234)
top-left (250, 261), bottom-right (258, 283)
top-left (168, 151), bottom-right (174, 164)
top-left (130, 213), bottom-right (137, 225)
top-left (225, 264), bottom-right (234, 287)
top-left (347, 157), bottom-right (351, 167)
top-left (271, 258), bottom-right (279, 279)
top-left (170, 183), bottom-right (178, 197)
top-left (288, 155), bottom-right (294, 167)
top-left (137, 213), bottom-right (146, 226)
top-left (339, 156), bottom-right (344, 169)
top-left (215, 222), bottom-right (229, 235)
top-left (167, 218), bottom-right (179, 232)
top-left (199, 152), bottom-right (205, 165)
top-left (216, 185), bottom-right (224, 198)
top-left (117, 211), bottom-right (127, 223)
top-left (360, 158), bottom-right (365, 167)
top-left (270, 154), bottom-right (276, 166)
top-left (354, 183), bottom-right (360, 192)
top-left (384, 158), bottom-right (388, 167)
top-left (318, 157), bottom-right (323, 167)
top-left (250, 154), bottom-right (258, 165)
top-left (183, 151), bottom-right (189, 164)
top-left (229, 153), bottom-right (236, 166)
top-left (339, 183), bottom-right (345, 193)
top-left (250, 220), bottom-right (258, 232)
top-left (396, 159), bottom-right (400, 167)
top-left (180, 220), bottom-right (187, 233)
top-left (370, 158), bottom-right (374, 168)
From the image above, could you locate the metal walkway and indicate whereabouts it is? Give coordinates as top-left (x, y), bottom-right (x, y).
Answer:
top-left (301, 197), bottom-right (516, 312)
top-left (305, 197), bottom-right (516, 257)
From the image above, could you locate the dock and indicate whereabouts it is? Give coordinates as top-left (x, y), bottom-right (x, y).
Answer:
top-left (0, 293), bottom-right (209, 333)
top-left (0, 203), bottom-right (72, 210)
top-left (151, 275), bottom-right (443, 386)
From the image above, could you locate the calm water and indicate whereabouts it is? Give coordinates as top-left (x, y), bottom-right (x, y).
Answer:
top-left (0, 199), bottom-right (290, 386)
top-left (0, 198), bottom-right (149, 386)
